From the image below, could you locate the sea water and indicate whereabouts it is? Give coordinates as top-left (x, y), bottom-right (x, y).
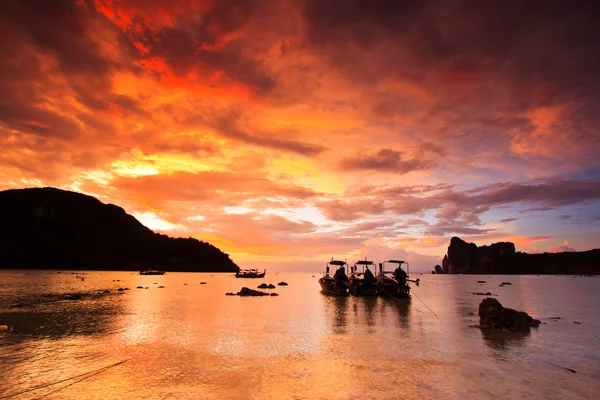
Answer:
top-left (1, 271), bottom-right (599, 399)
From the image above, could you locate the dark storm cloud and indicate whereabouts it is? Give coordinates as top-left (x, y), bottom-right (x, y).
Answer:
top-left (519, 206), bottom-right (556, 213)
top-left (320, 179), bottom-right (600, 236)
top-left (423, 179), bottom-right (600, 234)
top-left (74, 92), bottom-right (151, 118)
top-left (427, 226), bottom-right (495, 237)
top-left (0, 102), bottom-right (84, 139)
top-left (464, 179), bottom-right (600, 208)
top-left (141, 26), bottom-right (276, 95)
top-left (304, 0), bottom-right (433, 43)
top-left (187, 107), bottom-right (328, 156)
top-left (303, 0), bottom-right (600, 116)
top-left (0, 0), bottom-right (113, 76)
top-left (214, 119), bottom-right (327, 156)
top-left (114, 0), bottom-right (276, 96)
top-left (340, 148), bottom-right (435, 173)
top-left (0, 0), bottom-right (139, 138)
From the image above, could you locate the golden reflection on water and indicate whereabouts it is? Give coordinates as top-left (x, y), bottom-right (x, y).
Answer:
top-left (1, 272), bottom-right (600, 399)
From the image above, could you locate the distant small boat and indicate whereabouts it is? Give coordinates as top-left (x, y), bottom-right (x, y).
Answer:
top-left (348, 259), bottom-right (378, 296)
top-left (319, 259), bottom-right (349, 295)
top-left (140, 269), bottom-right (166, 275)
top-left (235, 269), bottom-right (266, 278)
top-left (376, 260), bottom-right (419, 299)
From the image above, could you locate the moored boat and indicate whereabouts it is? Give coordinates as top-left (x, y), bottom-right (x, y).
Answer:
top-left (348, 259), bottom-right (378, 296)
top-left (140, 269), bottom-right (166, 275)
top-left (319, 259), bottom-right (349, 295)
top-left (376, 260), bottom-right (419, 298)
top-left (235, 269), bottom-right (266, 278)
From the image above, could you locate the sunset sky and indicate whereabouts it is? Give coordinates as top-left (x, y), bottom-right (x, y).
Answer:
top-left (1, 0), bottom-right (599, 272)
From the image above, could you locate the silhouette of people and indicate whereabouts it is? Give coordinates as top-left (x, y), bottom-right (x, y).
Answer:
top-left (333, 266), bottom-right (349, 291)
top-left (394, 264), bottom-right (407, 286)
top-left (362, 266), bottom-right (375, 288)
top-left (334, 266), bottom-right (348, 282)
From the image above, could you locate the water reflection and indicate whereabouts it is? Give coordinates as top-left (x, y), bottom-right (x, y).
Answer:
top-left (349, 297), bottom-right (379, 333)
top-left (362, 297), bottom-right (377, 328)
top-left (0, 293), bottom-right (124, 343)
top-left (380, 296), bottom-right (411, 329)
top-left (480, 328), bottom-right (530, 351)
top-left (1, 273), bottom-right (598, 399)
top-left (323, 295), bottom-right (349, 334)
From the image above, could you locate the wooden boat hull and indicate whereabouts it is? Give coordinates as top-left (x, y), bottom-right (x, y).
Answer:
top-left (319, 276), bottom-right (348, 295)
top-left (236, 269), bottom-right (266, 278)
top-left (376, 276), bottom-right (411, 298)
top-left (235, 273), bottom-right (266, 278)
top-left (348, 277), bottom-right (378, 296)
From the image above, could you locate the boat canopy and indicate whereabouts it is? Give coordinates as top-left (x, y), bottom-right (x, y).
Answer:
top-left (356, 260), bottom-right (374, 265)
top-left (387, 260), bottom-right (405, 264)
top-left (329, 260), bottom-right (347, 266)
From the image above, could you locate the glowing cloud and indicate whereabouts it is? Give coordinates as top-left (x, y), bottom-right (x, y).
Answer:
top-left (0, 0), bottom-right (599, 271)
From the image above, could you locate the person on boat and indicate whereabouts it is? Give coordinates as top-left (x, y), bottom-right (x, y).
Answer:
top-left (393, 264), bottom-right (408, 286)
top-left (334, 266), bottom-right (348, 282)
top-left (362, 266), bottom-right (376, 288)
top-left (333, 266), bottom-right (349, 291)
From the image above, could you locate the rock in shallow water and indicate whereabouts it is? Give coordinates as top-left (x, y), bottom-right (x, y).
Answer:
top-left (225, 287), bottom-right (276, 296)
top-left (478, 297), bottom-right (541, 332)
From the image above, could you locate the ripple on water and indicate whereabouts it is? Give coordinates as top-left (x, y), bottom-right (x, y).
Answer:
top-left (0, 272), bottom-right (599, 399)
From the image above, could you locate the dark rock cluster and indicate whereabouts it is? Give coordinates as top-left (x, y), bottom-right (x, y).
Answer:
top-left (226, 287), bottom-right (278, 296)
top-left (478, 298), bottom-right (541, 332)
top-left (257, 283), bottom-right (276, 289)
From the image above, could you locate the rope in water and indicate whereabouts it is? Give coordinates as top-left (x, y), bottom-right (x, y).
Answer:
top-left (380, 291), bottom-right (430, 315)
top-left (409, 290), bottom-right (438, 316)
top-left (0, 359), bottom-right (130, 399)
top-left (546, 361), bottom-right (576, 373)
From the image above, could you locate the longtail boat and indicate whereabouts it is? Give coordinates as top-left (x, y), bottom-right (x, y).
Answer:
top-left (348, 259), bottom-right (378, 296)
top-left (319, 259), bottom-right (349, 295)
top-left (235, 269), bottom-right (266, 278)
top-left (140, 269), bottom-right (166, 275)
top-left (376, 260), bottom-right (419, 299)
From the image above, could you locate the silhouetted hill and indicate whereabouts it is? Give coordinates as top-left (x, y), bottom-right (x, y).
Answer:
top-left (440, 236), bottom-right (600, 274)
top-left (0, 187), bottom-right (239, 272)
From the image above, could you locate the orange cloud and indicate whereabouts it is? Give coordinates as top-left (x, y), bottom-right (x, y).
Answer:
top-left (1, 0), bottom-right (600, 272)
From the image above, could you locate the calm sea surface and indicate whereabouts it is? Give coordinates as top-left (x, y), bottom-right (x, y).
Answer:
top-left (1, 271), bottom-right (599, 399)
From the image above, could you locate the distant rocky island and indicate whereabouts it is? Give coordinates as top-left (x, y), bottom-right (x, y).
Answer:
top-left (434, 237), bottom-right (600, 275)
top-left (0, 187), bottom-right (239, 273)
